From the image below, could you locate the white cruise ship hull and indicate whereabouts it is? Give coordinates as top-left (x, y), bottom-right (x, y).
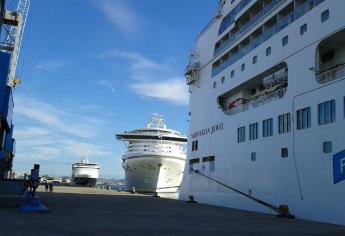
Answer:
top-left (72, 163), bottom-right (99, 187)
top-left (123, 155), bottom-right (185, 193)
top-left (180, 0), bottom-right (345, 226)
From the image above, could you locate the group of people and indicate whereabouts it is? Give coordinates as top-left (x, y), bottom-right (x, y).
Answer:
top-left (44, 182), bottom-right (54, 192)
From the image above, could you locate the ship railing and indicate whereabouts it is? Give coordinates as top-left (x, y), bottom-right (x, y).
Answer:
top-left (251, 9), bottom-right (264, 26)
top-left (213, 0), bottom-right (284, 57)
top-left (250, 87), bottom-right (287, 108)
top-left (225, 103), bottom-right (249, 115)
top-left (294, 0), bottom-right (314, 20)
top-left (263, 0), bottom-right (282, 15)
top-left (316, 63), bottom-right (345, 84)
top-left (211, 0), bottom-right (322, 77)
top-left (277, 12), bottom-right (294, 32)
top-left (315, 0), bottom-right (325, 6)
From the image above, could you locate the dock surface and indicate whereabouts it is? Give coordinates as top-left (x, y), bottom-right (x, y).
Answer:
top-left (0, 186), bottom-right (344, 235)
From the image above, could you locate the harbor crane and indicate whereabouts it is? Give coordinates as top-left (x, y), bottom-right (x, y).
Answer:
top-left (1, 0), bottom-right (30, 87)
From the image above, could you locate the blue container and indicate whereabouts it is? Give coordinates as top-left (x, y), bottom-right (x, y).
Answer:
top-left (0, 52), bottom-right (11, 88)
top-left (0, 52), bottom-right (13, 129)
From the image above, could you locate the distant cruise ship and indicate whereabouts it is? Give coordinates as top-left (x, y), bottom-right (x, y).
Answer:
top-left (116, 113), bottom-right (187, 193)
top-left (72, 157), bottom-right (100, 187)
top-left (180, 0), bottom-right (345, 225)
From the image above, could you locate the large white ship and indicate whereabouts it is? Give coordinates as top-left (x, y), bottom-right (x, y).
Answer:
top-left (180, 0), bottom-right (345, 225)
top-left (116, 114), bottom-right (187, 193)
top-left (72, 157), bottom-right (100, 187)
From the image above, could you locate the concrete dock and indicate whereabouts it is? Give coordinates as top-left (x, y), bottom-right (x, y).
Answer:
top-left (0, 186), bottom-right (344, 235)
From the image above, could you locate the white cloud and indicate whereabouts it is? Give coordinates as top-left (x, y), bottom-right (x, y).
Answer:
top-left (100, 50), bottom-right (189, 106)
top-left (13, 96), bottom-right (113, 165)
top-left (95, 0), bottom-right (137, 35)
top-left (36, 60), bottom-right (66, 72)
top-left (131, 79), bottom-right (189, 105)
top-left (14, 96), bottom-right (99, 139)
top-left (14, 127), bottom-right (51, 139)
top-left (97, 80), bottom-right (116, 93)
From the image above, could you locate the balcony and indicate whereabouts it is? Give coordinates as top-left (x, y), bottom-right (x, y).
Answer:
top-left (263, 25), bottom-right (277, 41)
top-left (316, 64), bottom-right (345, 84)
top-left (277, 12), bottom-right (294, 31)
top-left (214, 0), bottom-right (283, 57)
top-left (211, 0), bottom-right (321, 77)
top-left (295, 0), bottom-right (314, 20)
top-left (185, 62), bottom-right (200, 85)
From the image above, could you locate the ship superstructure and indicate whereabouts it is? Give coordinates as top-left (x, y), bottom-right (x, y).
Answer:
top-left (180, 0), bottom-right (345, 225)
top-left (116, 113), bottom-right (187, 193)
top-left (72, 156), bottom-right (100, 187)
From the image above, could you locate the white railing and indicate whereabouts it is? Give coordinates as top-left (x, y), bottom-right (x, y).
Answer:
top-left (250, 87), bottom-right (287, 108)
top-left (316, 64), bottom-right (345, 84)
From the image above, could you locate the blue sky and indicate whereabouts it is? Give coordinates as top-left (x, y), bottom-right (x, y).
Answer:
top-left (10, 0), bottom-right (216, 178)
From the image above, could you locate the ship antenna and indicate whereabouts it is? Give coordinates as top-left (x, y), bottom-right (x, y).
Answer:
top-left (147, 113), bottom-right (166, 129)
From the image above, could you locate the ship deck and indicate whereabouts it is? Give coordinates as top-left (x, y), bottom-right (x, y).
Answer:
top-left (0, 186), bottom-right (344, 235)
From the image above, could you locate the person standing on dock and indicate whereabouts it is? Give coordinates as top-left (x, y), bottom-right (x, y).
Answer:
top-left (49, 182), bottom-right (54, 192)
top-left (44, 182), bottom-right (49, 192)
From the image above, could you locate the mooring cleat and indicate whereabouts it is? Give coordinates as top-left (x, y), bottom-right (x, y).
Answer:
top-left (277, 205), bottom-right (295, 219)
top-left (187, 195), bottom-right (197, 203)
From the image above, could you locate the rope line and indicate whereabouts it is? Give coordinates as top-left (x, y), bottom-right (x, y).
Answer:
top-left (193, 169), bottom-right (293, 218)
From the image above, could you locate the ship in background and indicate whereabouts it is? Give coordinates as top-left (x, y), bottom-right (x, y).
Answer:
top-left (72, 156), bottom-right (100, 187)
top-left (116, 113), bottom-right (187, 193)
top-left (180, 0), bottom-right (345, 225)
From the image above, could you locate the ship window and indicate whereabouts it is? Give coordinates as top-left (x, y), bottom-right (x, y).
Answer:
top-left (318, 99), bottom-right (336, 125)
top-left (296, 107), bottom-right (311, 130)
top-left (300, 24), bottom-right (307, 35)
top-left (282, 36), bottom-right (288, 46)
top-left (213, 81), bottom-right (217, 88)
top-left (266, 47), bottom-right (271, 56)
top-left (192, 140), bottom-right (198, 152)
top-left (237, 126), bottom-right (246, 143)
top-left (241, 63), bottom-right (245, 71)
top-left (251, 152), bottom-right (256, 161)
top-left (323, 141), bottom-right (332, 153)
top-left (249, 122), bottom-right (258, 140)
top-left (278, 113), bottom-right (291, 134)
top-left (321, 9), bottom-right (329, 23)
top-left (262, 118), bottom-right (273, 137)
top-left (252, 55), bottom-right (257, 64)
top-left (221, 76), bottom-right (225, 84)
top-left (231, 70), bottom-right (235, 78)
top-left (202, 156), bottom-right (215, 172)
top-left (189, 158), bottom-right (200, 172)
top-left (281, 148), bottom-right (288, 158)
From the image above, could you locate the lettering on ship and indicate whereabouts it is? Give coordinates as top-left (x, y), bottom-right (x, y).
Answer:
top-left (191, 123), bottom-right (224, 139)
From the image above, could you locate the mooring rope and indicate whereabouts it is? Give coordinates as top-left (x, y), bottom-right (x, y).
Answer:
top-left (193, 169), bottom-right (294, 218)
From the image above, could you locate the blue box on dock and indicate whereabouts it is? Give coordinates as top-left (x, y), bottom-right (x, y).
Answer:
top-left (0, 52), bottom-right (13, 129)
top-left (0, 52), bottom-right (11, 88)
top-left (0, 125), bottom-right (15, 160)
top-left (4, 125), bottom-right (14, 155)
top-left (0, 86), bottom-right (14, 129)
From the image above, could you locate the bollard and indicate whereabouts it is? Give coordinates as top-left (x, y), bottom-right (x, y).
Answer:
top-left (131, 187), bottom-right (136, 194)
top-left (187, 195), bottom-right (197, 203)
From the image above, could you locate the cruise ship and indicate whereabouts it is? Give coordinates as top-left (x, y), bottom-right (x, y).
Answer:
top-left (180, 0), bottom-right (345, 225)
top-left (116, 114), bottom-right (187, 193)
top-left (72, 157), bottom-right (100, 187)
